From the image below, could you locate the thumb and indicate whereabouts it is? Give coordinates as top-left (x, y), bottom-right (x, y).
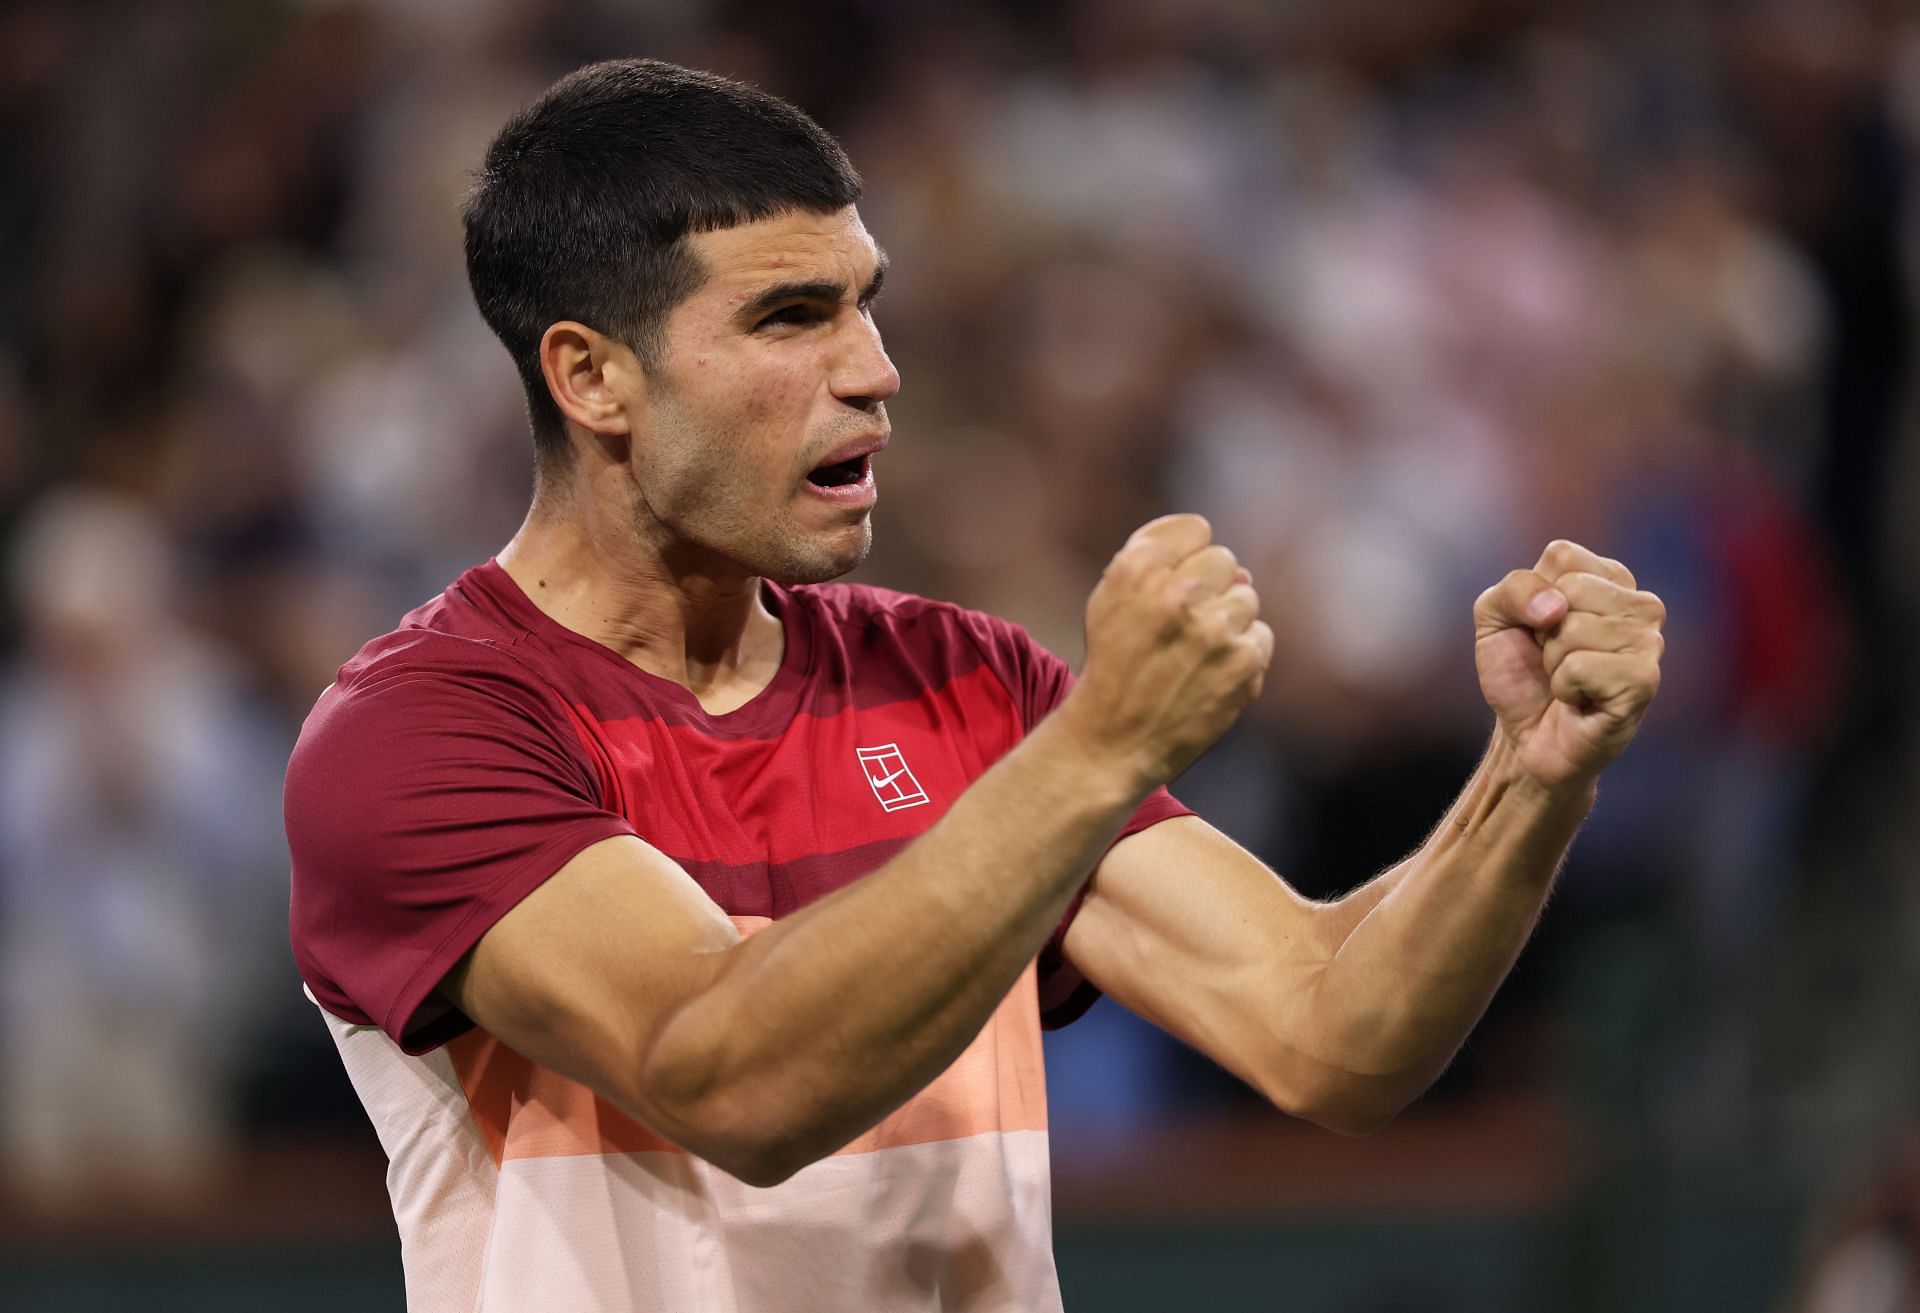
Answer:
top-left (1124, 513), bottom-right (1214, 567)
top-left (1474, 568), bottom-right (1567, 640)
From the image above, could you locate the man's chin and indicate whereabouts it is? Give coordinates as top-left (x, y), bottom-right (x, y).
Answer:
top-left (762, 522), bottom-right (872, 586)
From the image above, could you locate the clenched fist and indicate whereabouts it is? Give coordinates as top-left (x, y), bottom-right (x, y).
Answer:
top-left (1059, 514), bottom-right (1274, 791)
top-left (1475, 540), bottom-right (1666, 792)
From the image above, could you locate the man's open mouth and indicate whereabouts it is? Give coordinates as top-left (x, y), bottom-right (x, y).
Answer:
top-left (807, 455), bottom-right (868, 488)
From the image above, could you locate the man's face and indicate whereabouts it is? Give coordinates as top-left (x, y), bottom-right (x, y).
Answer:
top-left (619, 205), bottom-right (899, 585)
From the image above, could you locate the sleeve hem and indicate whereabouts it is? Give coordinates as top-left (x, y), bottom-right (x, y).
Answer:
top-left (382, 816), bottom-right (640, 1055)
top-left (1037, 795), bottom-right (1194, 1029)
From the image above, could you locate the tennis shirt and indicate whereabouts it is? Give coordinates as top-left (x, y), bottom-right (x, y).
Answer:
top-left (285, 561), bottom-right (1188, 1312)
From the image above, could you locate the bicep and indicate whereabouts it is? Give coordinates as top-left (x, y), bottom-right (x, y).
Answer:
top-left (1061, 816), bottom-right (1338, 1102)
top-left (439, 833), bottom-right (742, 1132)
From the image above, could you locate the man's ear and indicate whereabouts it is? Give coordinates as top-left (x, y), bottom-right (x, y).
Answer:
top-left (539, 322), bottom-right (639, 439)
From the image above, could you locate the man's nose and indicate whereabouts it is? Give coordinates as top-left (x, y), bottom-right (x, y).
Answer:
top-left (832, 312), bottom-right (901, 411)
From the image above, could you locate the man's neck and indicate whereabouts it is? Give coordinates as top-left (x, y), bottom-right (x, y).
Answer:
top-left (496, 504), bottom-right (786, 716)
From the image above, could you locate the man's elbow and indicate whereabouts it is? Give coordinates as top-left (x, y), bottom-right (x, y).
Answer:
top-left (708, 1140), bottom-right (808, 1189)
top-left (700, 1111), bottom-right (858, 1188)
top-left (1294, 1093), bottom-right (1406, 1138)
top-left (1264, 1067), bottom-right (1422, 1137)
top-left (641, 1092), bottom-right (825, 1188)
top-left (627, 1040), bottom-right (813, 1187)
top-left (637, 1061), bottom-right (836, 1188)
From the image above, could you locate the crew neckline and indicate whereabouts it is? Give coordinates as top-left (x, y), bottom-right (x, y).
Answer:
top-left (464, 558), bottom-right (814, 738)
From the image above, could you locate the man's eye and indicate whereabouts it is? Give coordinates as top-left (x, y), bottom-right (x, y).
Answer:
top-left (759, 305), bottom-right (823, 329)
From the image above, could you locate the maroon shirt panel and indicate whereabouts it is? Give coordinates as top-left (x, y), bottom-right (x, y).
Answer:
top-left (285, 633), bottom-right (639, 1052)
top-left (286, 562), bottom-right (1190, 1053)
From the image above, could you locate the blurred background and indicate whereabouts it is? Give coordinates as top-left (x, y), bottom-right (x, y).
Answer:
top-left (0, 0), bottom-right (1914, 1308)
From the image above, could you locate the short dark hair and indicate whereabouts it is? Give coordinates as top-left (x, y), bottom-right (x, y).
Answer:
top-left (462, 59), bottom-right (863, 473)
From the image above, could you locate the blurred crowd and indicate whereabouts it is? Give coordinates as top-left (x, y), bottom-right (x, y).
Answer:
top-left (0, 0), bottom-right (1914, 1279)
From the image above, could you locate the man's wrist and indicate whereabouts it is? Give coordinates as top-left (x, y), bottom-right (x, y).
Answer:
top-left (1487, 731), bottom-right (1600, 817)
top-left (1029, 699), bottom-right (1159, 815)
top-left (1511, 768), bottom-right (1598, 817)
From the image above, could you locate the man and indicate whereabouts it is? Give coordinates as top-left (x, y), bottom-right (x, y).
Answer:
top-left (285, 59), bottom-right (1665, 1312)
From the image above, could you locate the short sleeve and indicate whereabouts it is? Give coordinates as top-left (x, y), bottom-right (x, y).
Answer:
top-left (286, 637), bottom-right (637, 1054)
top-left (960, 611), bottom-right (1193, 1029)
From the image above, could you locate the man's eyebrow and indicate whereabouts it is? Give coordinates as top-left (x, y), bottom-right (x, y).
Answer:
top-left (737, 279), bottom-right (844, 322)
top-left (736, 250), bottom-right (891, 323)
top-left (862, 251), bottom-right (889, 303)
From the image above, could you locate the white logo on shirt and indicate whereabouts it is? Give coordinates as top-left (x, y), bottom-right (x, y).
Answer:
top-left (856, 744), bottom-right (930, 812)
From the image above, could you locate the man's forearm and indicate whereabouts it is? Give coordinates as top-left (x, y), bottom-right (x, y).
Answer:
top-left (646, 711), bottom-right (1146, 1178)
top-left (633, 513), bottom-right (1266, 1182)
top-left (1299, 731), bottom-right (1590, 1127)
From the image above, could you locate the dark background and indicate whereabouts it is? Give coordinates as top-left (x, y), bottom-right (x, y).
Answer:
top-left (0, 0), bottom-right (1914, 1308)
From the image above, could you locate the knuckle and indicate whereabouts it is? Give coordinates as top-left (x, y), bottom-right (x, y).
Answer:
top-left (1488, 570), bottom-right (1534, 611)
top-left (1166, 512), bottom-right (1212, 545)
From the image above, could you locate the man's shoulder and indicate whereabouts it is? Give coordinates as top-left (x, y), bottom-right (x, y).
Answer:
top-left (289, 601), bottom-right (579, 809)
top-left (314, 565), bottom-right (552, 715)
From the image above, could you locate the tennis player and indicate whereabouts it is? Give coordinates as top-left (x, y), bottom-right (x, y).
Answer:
top-left (286, 58), bottom-right (1665, 1312)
